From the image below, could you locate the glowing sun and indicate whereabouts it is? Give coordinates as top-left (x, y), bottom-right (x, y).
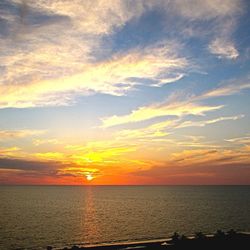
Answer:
top-left (86, 174), bottom-right (94, 181)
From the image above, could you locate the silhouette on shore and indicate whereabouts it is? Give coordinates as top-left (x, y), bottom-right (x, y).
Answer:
top-left (46, 230), bottom-right (250, 250)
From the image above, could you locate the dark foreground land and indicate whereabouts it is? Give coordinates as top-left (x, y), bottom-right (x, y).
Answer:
top-left (48, 231), bottom-right (250, 250)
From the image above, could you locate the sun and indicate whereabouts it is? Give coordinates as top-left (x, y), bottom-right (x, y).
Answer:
top-left (86, 174), bottom-right (94, 181)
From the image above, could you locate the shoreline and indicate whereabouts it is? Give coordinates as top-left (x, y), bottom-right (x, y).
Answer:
top-left (50, 231), bottom-right (250, 250)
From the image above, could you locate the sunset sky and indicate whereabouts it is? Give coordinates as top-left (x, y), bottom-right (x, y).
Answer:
top-left (0, 0), bottom-right (250, 185)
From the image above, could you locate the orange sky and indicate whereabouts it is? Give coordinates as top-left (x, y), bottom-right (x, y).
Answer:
top-left (1, 0), bottom-right (250, 185)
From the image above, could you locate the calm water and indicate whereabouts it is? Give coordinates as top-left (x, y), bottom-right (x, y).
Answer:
top-left (0, 186), bottom-right (250, 249)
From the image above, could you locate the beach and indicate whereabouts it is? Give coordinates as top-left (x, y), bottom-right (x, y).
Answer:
top-left (51, 232), bottom-right (250, 250)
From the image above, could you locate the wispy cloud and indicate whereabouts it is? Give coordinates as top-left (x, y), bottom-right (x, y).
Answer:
top-left (33, 138), bottom-right (60, 146)
top-left (0, 129), bottom-right (45, 140)
top-left (151, 73), bottom-right (185, 87)
top-left (172, 0), bottom-right (242, 20)
top-left (0, 43), bottom-right (187, 108)
top-left (33, 152), bottom-right (65, 161)
top-left (171, 0), bottom-right (243, 60)
top-left (172, 135), bottom-right (219, 149)
top-left (0, 0), bottom-right (249, 185)
top-left (116, 120), bottom-right (173, 141)
top-left (101, 100), bottom-right (223, 128)
top-left (1, 0), bottom-right (194, 109)
top-left (26, 0), bottom-right (148, 36)
top-left (225, 135), bottom-right (250, 144)
top-left (101, 77), bottom-right (250, 128)
top-left (0, 0), bottom-right (246, 109)
top-left (176, 114), bottom-right (244, 129)
top-left (201, 82), bottom-right (250, 98)
top-left (208, 38), bottom-right (239, 59)
top-left (170, 145), bottom-right (250, 167)
top-left (0, 147), bottom-right (21, 157)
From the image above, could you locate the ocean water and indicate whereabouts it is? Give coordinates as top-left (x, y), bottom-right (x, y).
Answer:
top-left (0, 186), bottom-right (250, 249)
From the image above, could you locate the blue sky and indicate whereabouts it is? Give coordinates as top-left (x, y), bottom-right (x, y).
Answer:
top-left (0, 0), bottom-right (250, 184)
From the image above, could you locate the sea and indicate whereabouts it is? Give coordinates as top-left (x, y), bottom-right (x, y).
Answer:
top-left (1, 185), bottom-right (250, 249)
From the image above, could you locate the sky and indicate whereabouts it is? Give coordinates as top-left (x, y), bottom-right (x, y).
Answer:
top-left (0, 0), bottom-right (250, 185)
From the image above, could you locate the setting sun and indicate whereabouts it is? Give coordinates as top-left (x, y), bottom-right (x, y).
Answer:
top-left (86, 174), bottom-right (94, 181)
top-left (1, 1), bottom-right (250, 250)
top-left (0, 0), bottom-right (249, 186)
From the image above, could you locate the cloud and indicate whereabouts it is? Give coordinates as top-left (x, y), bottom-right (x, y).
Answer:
top-left (67, 141), bottom-right (137, 165)
top-left (176, 114), bottom-right (244, 129)
top-left (0, 157), bottom-right (72, 184)
top-left (26, 0), bottom-right (148, 35)
top-left (101, 77), bottom-right (250, 128)
top-left (0, 147), bottom-right (21, 157)
top-left (129, 144), bottom-right (250, 184)
top-left (208, 38), bottom-right (239, 59)
top-left (100, 77), bottom-right (248, 146)
top-left (171, 149), bottom-right (218, 164)
top-left (172, 0), bottom-right (242, 20)
top-left (171, 1), bottom-right (243, 60)
top-left (200, 82), bottom-right (250, 98)
top-left (172, 136), bottom-right (219, 149)
top-left (131, 162), bottom-right (250, 184)
top-left (27, 0), bottom-right (242, 37)
top-left (1, 0), bottom-right (190, 109)
top-left (33, 138), bottom-right (60, 146)
top-left (116, 120), bottom-right (173, 141)
top-left (225, 136), bottom-right (250, 144)
top-left (1, 0), bottom-right (150, 84)
top-left (170, 146), bottom-right (250, 167)
top-left (0, 43), bottom-right (187, 108)
top-left (33, 152), bottom-right (65, 161)
top-left (1, 1), bottom-right (248, 185)
top-left (0, 129), bottom-right (45, 140)
top-left (0, 0), bottom-right (246, 109)
top-left (151, 73), bottom-right (185, 87)
top-left (116, 113), bottom-right (244, 143)
top-left (0, 156), bottom-right (100, 180)
top-left (0, 157), bottom-right (55, 169)
top-left (63, 141), bottom-right (151, 175)
top-left (57, 167), bottom-right (101, 179)
top-left (101, 100), bottom-right (223, 128)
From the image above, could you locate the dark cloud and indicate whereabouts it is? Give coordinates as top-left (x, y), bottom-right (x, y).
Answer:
top-left (0, 157), bottom-right (65, 183)
top-left (0, 157), bottom-right (101, 180)
top-left (0, 0), bottom-right (69, 38)
top-left (0, 157), bottom-right (61, 171)
top-left (21, 7), bottom-right (70, 28)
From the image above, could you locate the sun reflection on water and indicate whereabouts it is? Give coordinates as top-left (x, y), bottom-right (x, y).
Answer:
top-left (82, 187), bottom-right (100, 244)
